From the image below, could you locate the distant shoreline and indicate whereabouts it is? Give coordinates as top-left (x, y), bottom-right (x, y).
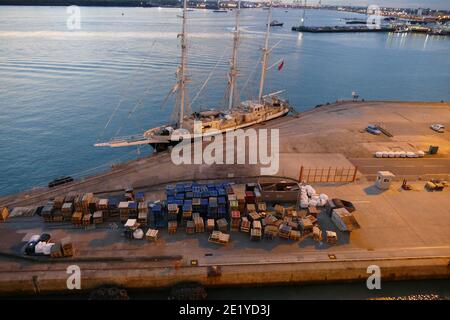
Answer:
top-left (0, 1), bottom-right (180, 8)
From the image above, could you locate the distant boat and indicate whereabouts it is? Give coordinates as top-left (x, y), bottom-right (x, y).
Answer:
top-left (213, 9), bottom-right (228, 13)
top-left (269, 20), bottom-right (284, 27)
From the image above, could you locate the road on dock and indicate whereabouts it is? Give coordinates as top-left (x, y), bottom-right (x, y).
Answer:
top-left (349, 158), bottom-right (450, 177)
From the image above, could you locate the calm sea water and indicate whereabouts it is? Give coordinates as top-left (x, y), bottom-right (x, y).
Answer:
top-left (0, 6), bottom-right (449, 196)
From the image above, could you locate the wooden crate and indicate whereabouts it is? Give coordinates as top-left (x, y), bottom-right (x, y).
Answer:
top-left (194, 216), bottom-right (204, 233)
top-left (50, 244), bottom-right (63, 258)
top-left (186, 220), bottom-right (195, 234)
top-left (250, 228), bottom-right (262, 241)
top-left (168, 221), bottom-right (177, 234)
top-left (98, 198), bottom-right (109, 211)
top-left (61, 237), bottom-right (73, 257)
top-left (61, 202), bottom-right (73, 221)
top-left (252, 220), bottom-right (262, 230)
top-left (82, 213), bottom-right (92, 226)
top-left (300, 218), bottom-right (313, 233)
top-left (279, 224), bottom-right (292, 239)
top-left (216, 218), bottom-right (228, 232)
top-left (72, 211), bottom-right (83, 226)
top-left (146, 229), bottom-right (158, 242)
top-left (137, 211), bottom-right (148, 225)
top-left (289, 230), bottom-right (301, 241)
top-left (93, 211), bottom-right (103, 224)
top-left (246, 203), bottom-right (256, 213)
top-left (257, 202), bottom-right (267, 212)
top-left (264, 225), bottom-right (279, 239)
top-left (53, 196), bottom-right (65, 210)
top-left (207, 219), bottom-right (215, 232)
top-left (313, 226), bottom-right (323, 242)
top-left (326, 231), bottom-right (337, 245)
top-left (240, 217), bottom-right (250, 233)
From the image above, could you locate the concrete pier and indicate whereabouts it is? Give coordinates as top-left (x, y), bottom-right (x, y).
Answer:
top-left (0, 100), bottom-right (449, 296)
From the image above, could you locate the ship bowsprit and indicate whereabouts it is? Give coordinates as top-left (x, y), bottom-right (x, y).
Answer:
top-left (94, 134), bottom-right (172, 148)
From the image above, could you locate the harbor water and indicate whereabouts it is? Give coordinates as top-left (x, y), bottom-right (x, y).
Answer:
top-left (0, 6), bottom-right (449, 195)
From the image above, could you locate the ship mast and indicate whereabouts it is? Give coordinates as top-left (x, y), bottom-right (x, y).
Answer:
top-left (258, 2), bottom-right (272, 103)
top-left (228, 0), bottom-right (241, 110)
top-left (177, 0), bottom-right (188, 129)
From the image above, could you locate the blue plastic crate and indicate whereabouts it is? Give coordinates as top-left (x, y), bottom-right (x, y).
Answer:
top-left (218, 197), bottom-right (226, 205)
top-left (209, 190), bottom-right (218, 197)
top-left (175, 199), bottom-right (184, 206)
top-left (175, 193), bottom-right (185, 200)
top-left (184, 199), bottom-right (192, 206)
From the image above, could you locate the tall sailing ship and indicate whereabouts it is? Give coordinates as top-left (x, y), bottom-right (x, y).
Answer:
top-left (95, 1), bottom-right (293, 151)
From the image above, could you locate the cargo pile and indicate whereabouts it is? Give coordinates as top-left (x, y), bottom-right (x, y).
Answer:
top-left (30, 180), bottom-right (350, 247)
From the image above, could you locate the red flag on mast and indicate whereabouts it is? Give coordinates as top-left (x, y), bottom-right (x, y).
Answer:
top-left (278, 60), bottom-right (284, 71)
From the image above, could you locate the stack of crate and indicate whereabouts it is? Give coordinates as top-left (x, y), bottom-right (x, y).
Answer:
top-left (138, 202), bottom-right (148, 226)
top-left (72, 211), bottom-right (83, 227)
top-left (313, 226), bottom-right (323, 242)
top-left (146, 229), bottom-right (158, 242)
top-left (168, 220), bottom-right (177, 235)
top-left (151, 203), bottom-right (164, 228)
top-left (245, 191), bottom-right (255, 205)
top-left (128, 201), bottom-right (137, 219)
top-left (89, 197), bottom-right (98, 215)
top-left (107, 198), bottom-right (119, 217)
top-left (240, 216), bottom-right (250, 233)
top-left (300, 218), bottom-right (313, 234)
top-left (82, 213), bottom-right (92, 226)
top-left (74, 194), bottom-right (83, 214)
top-left (289, 230), bottom-right (301, 241)
top-left (135, 192), bottom-right (145, 203)
top-left (234, 184), bottom-right (246, 213)
top-left (53, 196), bottom-right (65, 211)
top-left (246, 203), bottom-right (256, 215)
top-left (167, 203), bottom-right (179, 222)
top-left (192, 198), bottom-right (201, 215)
top-left (216, 218), bottom-right (228, 233)
top-left (207, 218), bottom-right (215, 232)
top-left (248, 211), bottom-right (262, 222)
top-left (82, 193), bottom-right (93, 214)
top-left (182, 203), bottom-right (192, 223)
top-left (257, 202), bottom-right (267, 213)
top-left (264, 225), bottom-right (279, 240)
top-left (61, 237), bottom-right (73, 257)
top-left (250, 221), bottom-right (262, 241)
top-left (279, 224), bottom-right (292, 239)
top-left (41, 201), bottom-right (54, 222)
top-left (61, 202), bottom-right (74, 221)
top-left (93, 211), bottom-right (103, 224)
top-left (208, 197), bottom-right (218, 219)
top-left (193, 213), bottom-right (204, 233)
top-left (98, 199), bottom-right (108, 219)
top-left (230, 210), bottom-right (241, 231)
top-left (186, 220), bottom-right (195, 234)
top-left (326, 231), bottom-right (337, 244)
top-left (118, 201), bottom-right (130, 223)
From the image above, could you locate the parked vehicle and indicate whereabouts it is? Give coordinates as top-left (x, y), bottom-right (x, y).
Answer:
top-left (430, 124), bottom-right (445, 133)
top-left (366, 125), bottom-right (382, 135)
top-left (48, 176), bottom-right (73, 188)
